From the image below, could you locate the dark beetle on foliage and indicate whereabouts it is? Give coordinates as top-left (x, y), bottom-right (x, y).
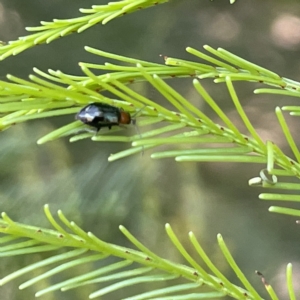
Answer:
top-left (76, 103), bottom-right (131, 131)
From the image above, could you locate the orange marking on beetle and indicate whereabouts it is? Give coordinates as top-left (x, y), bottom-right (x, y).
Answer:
top-left (120, 111), bottom-right (131, 125)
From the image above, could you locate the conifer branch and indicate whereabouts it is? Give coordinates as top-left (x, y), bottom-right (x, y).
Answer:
top-left (0, 0), bottom-right (169, 60)
top-left (2, 45), bottom-right (300, 216)
top-left (0, 206), bottom-right (269, 299)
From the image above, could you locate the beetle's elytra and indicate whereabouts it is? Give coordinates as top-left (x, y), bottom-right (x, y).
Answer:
top-left (76, 103), bottom-right (131, 131)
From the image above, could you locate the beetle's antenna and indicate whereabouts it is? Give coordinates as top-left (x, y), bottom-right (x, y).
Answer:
top-left (132, 105), bottom-right (146, 119)
top-left (134, 123), bottom-right (144, 156)
top-left (131, 106), bottom-right (146, 155)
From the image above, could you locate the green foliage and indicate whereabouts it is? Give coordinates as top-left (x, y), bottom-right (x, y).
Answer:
top-left (0, 0), bottom-right (169, 60)
top-left (0, 205), bottom-right (267, 299)
top-left (1, 44), bottom-right (300, 219)
top-left (0, 0), bottom-right (298, 299)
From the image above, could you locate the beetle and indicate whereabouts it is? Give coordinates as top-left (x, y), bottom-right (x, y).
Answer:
top-left (75, 103), bottom-right (131, 131)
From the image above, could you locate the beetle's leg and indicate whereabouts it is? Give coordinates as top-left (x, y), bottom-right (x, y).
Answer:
top-left (92, 126), bottom-right (101, 137)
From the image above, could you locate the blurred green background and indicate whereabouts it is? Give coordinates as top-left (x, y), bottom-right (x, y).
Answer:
top-left (0, 0), bottom-right (300, 299)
